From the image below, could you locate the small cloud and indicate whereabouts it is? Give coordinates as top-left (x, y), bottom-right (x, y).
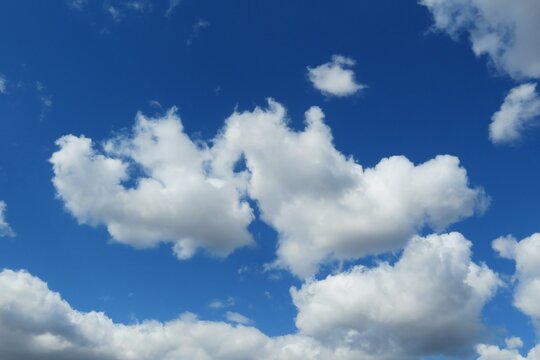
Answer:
top-left (165, 0), bottom-right (181, 17)
top-left (264, 291), bottom-right (271, 299)
top-left (0, 74), bottom-right (6, 94)
top-left (307, 55), bottom-right (366, 97)
top-left (67, 0), bottom-right (87, 11)
top-left (225, 311), bottom-right (252, 325)
top-left (489, 83), bottom-right (540, 145)
top-left (187, 19), bottom-right (210, 46)
top-left (0, 201), bottom-right (15, 237)
top-left (106, 5), bottom-right (122, 22)
top-left (125, 1), bottom-right (151, 12)
top-left (209, 296), bottom-right (235, 309)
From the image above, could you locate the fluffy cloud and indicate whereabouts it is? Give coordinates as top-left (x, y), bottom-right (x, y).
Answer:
top-left (50, 108), bottom-right (253, 260)
top-left (0, 268), bottom-right (374, 360)
top-left (0, 201), bottom-right (14, 237)
top-left (291, 232), bottom-right (500, 358)
top-left (0, 234), bottom-right (500, 360)
top-left (420, 0), bottom-right (540, 79)
top-left (493, 233), bottom-right (540, 321)
top-left (476, 234), bottom-right (540, 360)
top-left (476, 340), bottom-right (540, 360)
top-left (52, 101), bottom-right (486, 277)
top-left (489, 83), bottom-right (540, 144)
top-left (214, 101), bottom-right (487, 276)
top-left (307, 55), bottom-right (365, 97)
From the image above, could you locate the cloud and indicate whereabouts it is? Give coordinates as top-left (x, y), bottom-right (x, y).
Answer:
top-left (214, 101), bottom-right (488, 276)
top-left (0, 243), bottom-right (500, 360)
top-left (187, 19), bottom-right (211, 46)
top-left (165, 0), bottom-right (181, 17)
top-left (307, 55), bottom-right (365, 97)
top-left (476, 234), bottom-right (540, 360)
top-left (51, 101), bottom-right (486, 277)
top-left (0, 201), bottom-right (14, 237)
top-left (209, 296), bottom-right (235, 309)
top-left (476, 340), bottom-right (540, 360)
top-left (420, 0), bottom-right (540, 79)
top-left (0, 74), bottom-right (6, 94)
top-left (50, 108), bottom-right (254, 260)
top-left (489, 83), bottom-right (540, 144)
top-left (291, 232), bottom-right (500, 358)
top-left (493, 233), bottom-right (540, 322)
top-left (0, 268), bottom-right (378, 360)
top-left (67, 0), bottom-right (87, 11)
top-left (225, 311), bottom-right (252, 325)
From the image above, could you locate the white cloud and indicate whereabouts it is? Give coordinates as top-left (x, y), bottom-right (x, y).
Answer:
top-left (493, 233), bottom-right (540, 321)
top-left (209, 296), bottom-right (235, 309)
top-left (50, 108), bottom-right (253, 260)
top-left (187, 19), bottom-right (211, 46)
top-left (0, 268), bottom-right (375, 360)
top-left (476, 340), bottom-right (540, 360)
top-left (307, 55), bottom-right (365, 97)
top-left (225, 311), bottom-right (252, 325)
top-left (67, 0), bottom-right (87, 11)
top-left (489, 83), bottom-right (540, 144)
top-left (0, 74), bottom-right (6, 94)
top-left (0, 201), bottom-right (14, 237)
top-left (51, 101), bottom-right (486, 276)
top-left (477, 234), bottom-right (540, 359)
top-left (214, 101), bottom-right (488, 276)
top-left (291, 232), bottom-right (500, 358)
top-left (420, 0), bottom-right (540, 79)
top-left (165, 0), bottom-right (181, 17)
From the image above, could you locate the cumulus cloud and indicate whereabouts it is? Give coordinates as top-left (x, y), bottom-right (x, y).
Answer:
top-left (307, 55), bottom-right (365, 97)
top-left (493, 234), bottom-right (540, 322)
top-left (214, 101), bottom-right (488, 276)
top-left (52, 101), bottom-right (486, 276)
top-left (476, 340), bottom-right (540, 360)
top-left (50, 108), bottom-right (254, 260)
top-left (489, 83), bottom-right (540, 144)
top-left (0, 268), bottom-right (376, 360)
top-left (291, 232), bottom-right (500, 358)
top-left (0, 201), bottom-right (14, 237)
top-left (476, 234), bottom-right (540, 360)
top-left (420, 0), bottom-right (540, 79)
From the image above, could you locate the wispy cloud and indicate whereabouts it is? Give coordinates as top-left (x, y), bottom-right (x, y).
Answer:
top-left (165, 0), bottom-right (181, 18)
top-left (187, 19), bottom-right (210, 46)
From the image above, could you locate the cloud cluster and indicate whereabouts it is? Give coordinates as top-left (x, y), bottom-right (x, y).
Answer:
top-left (307, 55), bottom-right (365, 97)
top-left (420, 0), bottom-right (540, 79)
top-left (477, 341), bottom-right (540, 360)
top-left (51, 101), bottom-right (487, 277)
top-left (0, 268), bottom-right (374, 360)
top-left (489, 83), bottom-right (540, 144)
top-left (292, 232), bottom-right (500, 358)
top-left (0, 201), bottom-right (14, 237)
top-left (0, 231), bottom-right (499, 360)
top-left (50, 108), bottom-right (254, 259)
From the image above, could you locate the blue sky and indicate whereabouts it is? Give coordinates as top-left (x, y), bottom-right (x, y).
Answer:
top-left (1, 1), bottom-right (540, 359)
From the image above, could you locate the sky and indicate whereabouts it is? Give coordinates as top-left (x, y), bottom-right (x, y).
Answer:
top-left (0, 0), bottom-right (540, 359)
